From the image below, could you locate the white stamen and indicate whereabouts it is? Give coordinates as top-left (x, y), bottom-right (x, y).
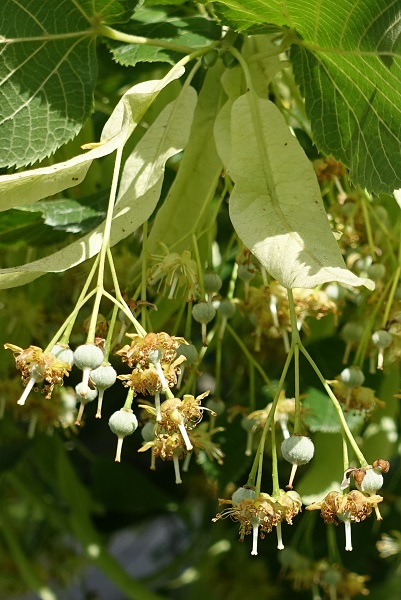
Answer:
top-left (28, 414), bottom-right (38, 439)
top-left (96, 390), bottom-right (105, 418)
top-left (377, 349), bottom-right (384, 370)
top-left (251, 519), bottom-right (259, 555)
top-left (173, 455), bottom-right (182, 484)
top-left (155, 392), bottom-right (161, 421)
top-left (154, 361), bottom-right (169, 392)
top-left (278, 414), bottom-right (290, 439)
top-left (344, 519), bottom-right (353, 551)
top-left (287, 463), bottom-right (298, 489)
top-left (17, 377), bottom-right (36, 405)
top-left (245, 431), bottom-right (253, 456)
top-left (178, 420), bottom-right (193, 451)
top-left (115, 437), bottom-right (124, 462)
top-left (80, 368), bottom-right (90, 396)
top-left (168, 276), bottom-right (178, 299)
top-left (150, 452), bottom-right (156, 471)
top-left (75, 402), bottom-right (85, 426)
top-left (182, 451), bottom-right (192, 472)
top-left (276, 521), bottom-right (284, 550)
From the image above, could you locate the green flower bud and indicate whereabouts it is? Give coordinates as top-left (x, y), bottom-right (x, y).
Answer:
top-left (281, 435), bottom-right (314, 489)
top-left (237, 264), bottom-right (255, 282)
top-left (177, 343), bottom-right (198, 364)
top-left (204, 272), bottom-right (223, 294)
top-left (218, 299), bottom-right (236, 319)
top-left (222, 51), bottom-right (237, 68)
top-left (109, 409), bottom-right (138, 462)
top-left (358, 468), bottom-right (384, 495)
top-left (90, 365), bottom-right (117, 390)
top-left (75, 383), bottom-right (98, 402)
top-left (74, 344), bottom-right (104, 370)
top-left (281, 435), bottom-right (315, 465)
top-left (51, 344), bottom-right (74, 366)
top-left (340, 366), bottom-right (365, 387)
top-left (141, 421), bottom-right (156, 442)
top-left (372, 330), bottom-right (392, 349)
top-left (341, 323), bottom-right (364, 343)
top-left (231, 486), bottom-right (255, 503)
top-left (192, 302), bottom-right (216, 324)
top-left (201, 49), bottom-right (218, 68)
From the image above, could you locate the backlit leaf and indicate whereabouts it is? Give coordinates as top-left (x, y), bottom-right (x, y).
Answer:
top-left (216, 92), bottom-right (374, 290)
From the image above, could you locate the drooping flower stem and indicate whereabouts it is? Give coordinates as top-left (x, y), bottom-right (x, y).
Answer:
top-left (286, 291), bottom-right (368, 467)
top-left (87, 146), bottom-right (124, 344)
top-left (270, 411), bottom-right (280, 498)
top-left (299, 345), bottom-right (368, 467)
top-left (249, 345), bottom-right (294, 492)
top-left (123, 388), bottom-right (135, 411)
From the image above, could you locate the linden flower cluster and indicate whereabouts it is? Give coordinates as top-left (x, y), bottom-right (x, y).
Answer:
top-left (213, 487), bottom-right (302, 555)
top-left (4, 344), bottom-right (72, 405)
top-left (117, 332), bottom-right (186, 417)
top-left (139, 392), bottom-right (222, 483)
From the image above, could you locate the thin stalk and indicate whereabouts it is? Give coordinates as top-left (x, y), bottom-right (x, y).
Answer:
top-left (141, 220), bottom-right (149, 329)
top-left (287, 291), bottom-right (302, 433)
top-left (270, 410), bottom-right (280, 497)
top-left (299, 345), bottom-right (368, 467)
top-left (192, 233), bottom-right (205, 300)
top-left (214, 336), bottom-right (222, 398)
top-left (123, 388), bottom-right (135, 410)
top-left (226, 323), bottom-right (274, 394)
top-left (361, 196), bottom-right (376, 260)
top-left (87, 146), bottom-right (124, 343)
top-left (104, 304), bottom-right (119, 360)
top-left (106, 248), bottom-right (147, 336)
top-left (249, 363), bottom-right (256, 412)
top-left (381, 227), bottom-right (401, 327)
top-left (96, 24), bottom-right (196, 54)
top-left (353, 275), bottom-right (394, 366)
top-left (248, 346), bottom-right (294, 491)
top-left (44, 288), bottom-right (97, 353)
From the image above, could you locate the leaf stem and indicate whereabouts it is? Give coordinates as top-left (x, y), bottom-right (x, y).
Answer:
top-left (96, 24), bottom-right (196, 55)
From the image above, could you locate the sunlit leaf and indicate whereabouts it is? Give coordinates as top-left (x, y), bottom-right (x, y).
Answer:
top-left (0, 85), bottom-right (197, 289)
top-left (0, 0), bottom-right (140, 167)
top-left (0, 65), bottom-right (185, 212)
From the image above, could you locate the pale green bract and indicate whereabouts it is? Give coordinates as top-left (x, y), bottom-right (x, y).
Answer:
top-left (0, 77), bottom-right (196, 290)
top-left (215, 92), bottom-right (374, 291)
